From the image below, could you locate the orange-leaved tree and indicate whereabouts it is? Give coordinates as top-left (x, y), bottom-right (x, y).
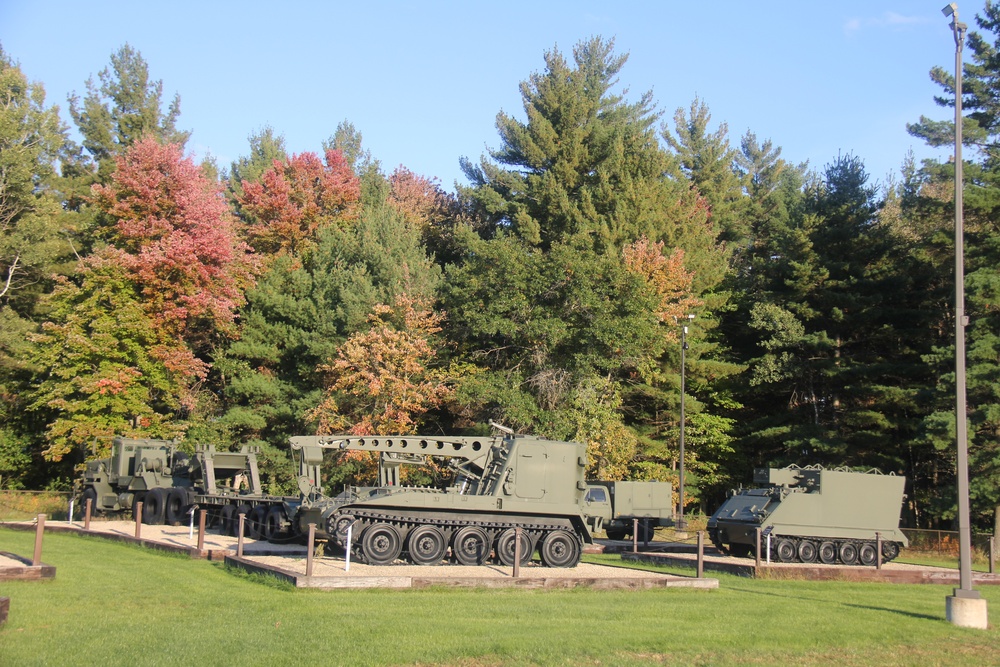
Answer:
top-left (237, 148), bottom-right (360, 256)
top-left (308, 295), bottom-right (453, 484)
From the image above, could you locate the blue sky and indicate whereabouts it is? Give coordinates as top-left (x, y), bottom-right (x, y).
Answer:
top-left (0, 1), bottom-right (969, 193)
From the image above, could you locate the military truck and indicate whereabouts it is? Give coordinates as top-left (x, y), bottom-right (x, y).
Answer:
top-left (78, 437), bottom-right (295, 539)
top-left (707, 465), bottom-right (908, 565)
top-left (583, 481), bottom-right (673, 542)
top-left (288, 430), bottom-right (592, 567)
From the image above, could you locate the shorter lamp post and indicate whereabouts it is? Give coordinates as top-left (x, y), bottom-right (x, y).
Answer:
top-left (678, 313), bottom-right (694, 530)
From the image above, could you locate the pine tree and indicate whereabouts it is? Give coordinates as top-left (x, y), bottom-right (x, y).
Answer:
top-left (68, 44), bottom-right (188, 183)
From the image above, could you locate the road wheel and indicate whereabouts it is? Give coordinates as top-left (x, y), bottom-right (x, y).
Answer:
top-left (361, 523), bottom-right (402, 565)
top-left (858, 542), bottom-right (878, 566)
top-left (407, 525), bottom-right (448, 565)
top-left (838, 542), bottom-right (859, 565)
top-left (881, 541), bottom-right (900, 561)
top-left (452, 526), bottom-right (490, 565)
top-left (797, 540), bottom-right (818, 563)
top-left (143, 488), bottom-right (167, 525)
top-left (164, 488), bottom-right (188, 526)
top-left (818, 541), bottom-right (837, 564)
top-left (495, 527), bottom-right (534, 566)
top-left (539, 529), bottom-right (581, 568)
top-left (774, 538), bottom-right (797, 562)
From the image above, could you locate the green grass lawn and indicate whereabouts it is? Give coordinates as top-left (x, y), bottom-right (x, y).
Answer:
top-left (1, 527), bottom-right (997, 666)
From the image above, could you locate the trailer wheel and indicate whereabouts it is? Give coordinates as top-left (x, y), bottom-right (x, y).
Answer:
top-left (219, 504), bottom-right (236, 536)
top-left (164, 488), bottom-right (188, 526)
top-left (235, 503), bottom-right (252, 538)
top-left (263, 507), bottom-right (286, 541)
top-left (143, 488), bottom-right (167, 525)
top-left (246, 505), bottom-right (266, 540)
top-left (539, 530), bottom-right (581, 568)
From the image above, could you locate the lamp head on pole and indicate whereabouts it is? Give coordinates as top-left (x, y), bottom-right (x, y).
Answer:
top-left (942, 2), bottom-right (957, 17)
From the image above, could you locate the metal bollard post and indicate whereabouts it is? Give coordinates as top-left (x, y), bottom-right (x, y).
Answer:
top-left (237, 514), bottom-right (246, 557)
top-left (876, 532), bottom-right (883, 570)
top-left (990, 536), bottom-right (995, 575)
top-left (696, 530), bottom-right (704, 578)
top-left (632, 518), bottom-right (639, 553)
top-left (197, 509), bottom-right (207, 552)
top-left (134, 502), bottom-right (143, 539)
top-left (513, 526), bottom-right (522, 578)
top-left (755, 527), bottom-right (762, 569)
top-left (84, 498), bottom-right (92, 531)
top-left (68, 498), bottom-right (74, 525)
top-left (32, 514), bottom-right (46, 566)
top-left (306, 523), bottom-right (316, 577)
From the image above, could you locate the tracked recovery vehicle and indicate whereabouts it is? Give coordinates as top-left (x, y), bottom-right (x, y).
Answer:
top-left (707, 465), bottom-right (908, 566)
top-left (289, 431), bottom-right (591, 567)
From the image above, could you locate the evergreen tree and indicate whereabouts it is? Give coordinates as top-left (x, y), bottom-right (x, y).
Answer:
top-left (663, 97), bottom-right (746, 245)
top-left (68, 44), bottom-right (188, 183)
top-left (906, 1), bottom-right (1000, 532)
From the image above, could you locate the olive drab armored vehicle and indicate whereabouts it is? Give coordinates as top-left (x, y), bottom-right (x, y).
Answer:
top-left (289, 430), bottom-right (592, 567)
top-left (78, 437), bottom-right (295, 539)
top-left (707, 465), bottom-right (908, 565)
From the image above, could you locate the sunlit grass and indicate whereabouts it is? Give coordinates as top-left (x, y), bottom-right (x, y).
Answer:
top-left (1, 527), bottom-right (996, 666)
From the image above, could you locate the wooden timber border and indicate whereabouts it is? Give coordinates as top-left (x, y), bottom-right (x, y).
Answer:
top-left (224, 553), bottom-right (720, 590)
top-left (623, 550), bottom-right (1000, 585)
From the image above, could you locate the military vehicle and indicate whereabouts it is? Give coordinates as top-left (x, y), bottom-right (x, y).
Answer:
top-left (78, 437), bottom-right (295, 539)
top-left (583, 481), bottom-right (673, 541)
top-left (289, 430), bottom-right (591, 567)
top-left (707, 465), bottom-right (908, 565)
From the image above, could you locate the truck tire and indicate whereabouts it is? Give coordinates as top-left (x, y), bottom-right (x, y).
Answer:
top-left (219, 504), bottom-right (237, 536)
top-left (143, 488), bottom-right (167, 525)
top-left (164, 488), bottom-right (188, 526)
top-left (263, 507), bottom-right (286, 541)
top-left (246, 505), bottom-right (267, 540)
top-left (81, 487), bottom-right (99, 518)
top-left (636, 520), bottom-right (655, 544)
top-left (605, 527), bottom-right (627, 541)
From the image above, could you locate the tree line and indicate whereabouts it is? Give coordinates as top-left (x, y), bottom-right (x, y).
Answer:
top-left (2, 19), bottom-right (999, 533)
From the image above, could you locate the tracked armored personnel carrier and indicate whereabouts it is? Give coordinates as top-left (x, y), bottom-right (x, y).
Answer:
top-left (289, 431), bottom-right (591, 567)
top-left (707, 465), bottom-right (908, 566)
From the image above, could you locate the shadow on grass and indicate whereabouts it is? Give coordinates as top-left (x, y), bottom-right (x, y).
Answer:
top-left (725, 585), bottom-right (942, 622)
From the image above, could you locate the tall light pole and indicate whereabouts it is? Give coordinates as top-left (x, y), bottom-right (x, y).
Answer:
top-left (678, 313), bottom-right (694, 530)
top-left (942, 2), bottom-right (987, 629)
